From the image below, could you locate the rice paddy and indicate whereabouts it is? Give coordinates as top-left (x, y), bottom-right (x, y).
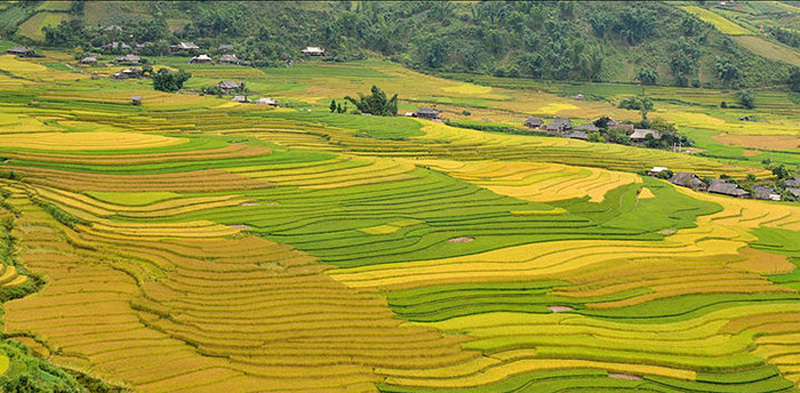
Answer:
top-left (0, 50), bottom-right (797, 393)
top-left (679, 6), bottom-right (754, 35)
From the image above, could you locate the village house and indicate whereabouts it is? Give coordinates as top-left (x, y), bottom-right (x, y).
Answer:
top-left (103, 42), bottom-right (132, 52)
top-left (219, 54), bottom-right (240, 65)
top-left (413, 107), bottom-right (441, 120)
top-left (545, 117), bottom-right (571, 133)
top-left (114, 54), bottom-right (141, 64)
top-left (753, 186), bottom-right (781, 201)
top-left (6, 46), bottom-right (32, 56)
top-left (606, 118), bottom-right (621, 128)
top-left (114, 67), bottom-right (142, 79)
top-left (134, 43), bottom-right (147, 52)
top-left (669, 172), bottom-right (707, 191)
top-left (708, 179), bottom-right (749, 198)
top-left (301, 46), bottom-right (327, 56)
top-left (171, 42), bottom-right (200, 52)
top-left (231, 95), bottom-right (251, 103)
top-left (217, 80), bottom-right (242, 94)
top-left (524, 117), bottom-right (544, 129)
top-left (575, 123), bottom-right (599, 133)
top-left (565, 131), bottom-right (589, 141)
top-left (788, 187), bottom-right (800, 199)
top-left (190, 54), bottom-right (213, 64)
top-left (574, 94), bottom-right (584, 101)
top-left (648, 166), bottom-right (669, 176)
top-left (255, 97), bottom-right (279, 107)
top-left (131, 96), bottom-right (142, 105)
top-left (630, 128), bottom-right (660, 143)
top-left (79, 56), bottom-right (97, 65)
top-left (103, 25), bottom-right (122, 32)
top-left (786, 178), bottom-right (800, 188)
top-left (218, 44), bottom-right (234, 52)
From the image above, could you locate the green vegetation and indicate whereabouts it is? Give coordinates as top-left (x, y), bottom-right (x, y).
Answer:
top-left (344, 85), bottom-right (398, 116)
top-left (0, 1), bottom-right (796, 88)
top-left (152, 68), bottom-right (191, 93)
top-left (0, 3), bottom-right (798, 393)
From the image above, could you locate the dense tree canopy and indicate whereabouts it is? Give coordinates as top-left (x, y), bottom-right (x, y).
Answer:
top-left (344, 85), bottom-right (398, 116)
top-left (6, 1), bottom-right (788, 88)
top-left (152, 69), bottom-right (191, 93)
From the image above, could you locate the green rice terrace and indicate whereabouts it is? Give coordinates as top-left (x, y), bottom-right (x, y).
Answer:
top-left (0, 1), bottom-right (798, 392)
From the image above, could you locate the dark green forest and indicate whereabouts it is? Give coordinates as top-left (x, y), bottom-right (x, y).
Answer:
top-left (2, 1), bottom-right (796, 88)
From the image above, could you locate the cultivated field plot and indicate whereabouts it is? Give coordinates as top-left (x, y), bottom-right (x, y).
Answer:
top-left (0, 52), bottom-right (798, 393)
top-left (679, 6), bottom-right (754, 35)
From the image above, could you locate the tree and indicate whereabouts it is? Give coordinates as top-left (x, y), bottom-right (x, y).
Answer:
top-left (715, 56), bottom-right (740, 85)
top-left (737, 89), bottom-right (755, 109)
top-left (344, 85), bottom-right (398, 116)
top-left (636, 67), bottom-right (658, 85)
top-left (593, 116), bottom-right (610, 130)
top-left (772, 165), bottom-right (792, 180)
top-left (152, 69), bottom-right (191, 93)
top-left (330, 100), bottom-right (337, 113)
top-left (419, 35), bottom-right (448, 69)
top-left (619, 95), bottom-right (654, 120)
top-left (789, 68), bottom-right (800, 92)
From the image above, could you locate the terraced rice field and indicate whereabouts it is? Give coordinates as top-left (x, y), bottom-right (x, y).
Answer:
top-left (679, 6), bottom-right (754, 35)
top-left (0, 54), bottom-right (798, 393)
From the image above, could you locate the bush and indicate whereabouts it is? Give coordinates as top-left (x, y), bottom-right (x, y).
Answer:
top-left (737, 89), bottom-right (755, 109)
top-left (152, 69), bottom-right (191, 93)
top-left (344, 85), bottom-right (398, 116)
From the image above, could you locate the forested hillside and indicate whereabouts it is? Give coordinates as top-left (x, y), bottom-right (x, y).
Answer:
top-left (1, 1), bottom-right (797, 88)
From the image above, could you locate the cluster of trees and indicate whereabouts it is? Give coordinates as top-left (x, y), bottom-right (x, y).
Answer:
top-left (7, 1), bottom-right (793, 88)
top-left (152, 69), bottom-right (191, 93)
top-left (344, 85), bottom-right (398, 116)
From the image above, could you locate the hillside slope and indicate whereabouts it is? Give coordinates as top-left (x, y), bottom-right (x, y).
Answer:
top-left (0, 0), bottom-right (797, 88)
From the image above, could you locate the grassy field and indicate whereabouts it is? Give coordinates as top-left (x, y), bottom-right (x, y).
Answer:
top-left (733, 35), bottom-right (800, 68)
top-left (0, 47), bottom-right (797, 393)
top-left (18, 11), bottom-right (70, 41)
top-left (679, 6), bottom-right (754, 35)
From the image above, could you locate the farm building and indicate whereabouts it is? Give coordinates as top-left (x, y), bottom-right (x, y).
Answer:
top-left (788, 188), bottom-right (800, 199)
top-left (114, 54), bottom-right (141, 64)
top-left (669, 172), bottom-right (707, 191)
top-left (574, 94), bottom-right (584, 101)
top-left (607, 118), bottom-right (621, 128)
top-left (219, 54), bottom-right (240, 65)
top-left (79, 57), bottom-right (97, 65)
top-left (565, 131), bottom-right (589, 141)
top-left (753, 186), bottom-right (781, 201)
top-left (171, 42), bottom-right (200, 52)
top-left (786, 178), bottom-right (800, 187)
top-left (114, 67), bottom-right (142, 79)
top-left (231, 95), bottom-right (251, 103)
top-left (218, 44), bottom-right (234, 51)
top-left (131, 96), bottom-right (142, 105)
top-left (6, 46), bottom-right (32, 56)
top-left (255, 97), bottom-right (279, 107)
top-left (301, 46), bottom-right (327, 56)
top-left (648, 166), bottom-right (669, 176)
top-left (575, 123), bottom-right (599, 132)
top-left (630, 129), bottom-right (661, 143)
top-left (103, 42), bottom-right (131, 51)
top-left (524, 117), bottom-right (544, 129)
top-left (545, 117), bottom-right (571, 133)
top-left (134, 43), bottom-right (148, 52)
top-left (190, 55), bottom-right (213, 64)
top-left (413, 107), bottom-right (440, 120)
top-left (218, 80), bottom-right (242, 93)
top-left (708, 180), bottom-right (749, 198)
